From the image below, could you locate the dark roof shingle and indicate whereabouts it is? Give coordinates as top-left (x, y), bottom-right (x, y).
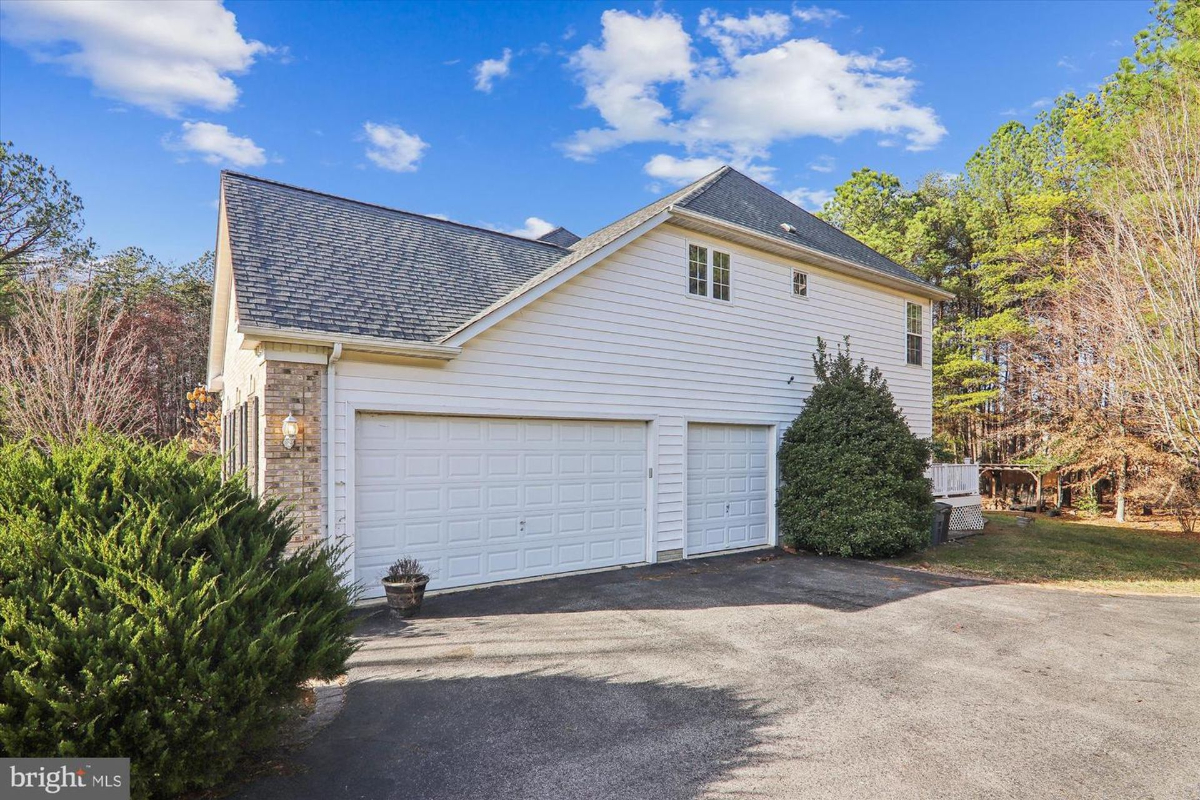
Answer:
top-left (536, 226), bottom-right (582, 247)
top-left (676, 168), bottom-right (927, 286)
top-left (221, 172), bottom-right (566, 342)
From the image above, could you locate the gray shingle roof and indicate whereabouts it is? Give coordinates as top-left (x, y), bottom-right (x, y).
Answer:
top-left (221, 172), bottom-right (567, 342)
top-left (676, 167), bottom-right (928, 286)
top-left (536, 227), bottom-right (582, 247)
top-left (221, 166), bottom-right (939, 346)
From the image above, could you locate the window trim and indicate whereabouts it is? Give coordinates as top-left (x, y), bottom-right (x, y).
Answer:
top-left (711, 249), bottom-right (731, 302)
top-left (791, 269), bottom-right (809, 299)
top-left (687, 243), bottom-right (708, 297)
top-left (905, 301), bottom-right (923, 366)
top-left (684, 239), bottom-right (733, 304)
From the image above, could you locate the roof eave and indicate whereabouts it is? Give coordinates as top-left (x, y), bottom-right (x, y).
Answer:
top-left (238, 325), bottom-right (462, 360)
top-left (667, 206), bottom-right (956, 302)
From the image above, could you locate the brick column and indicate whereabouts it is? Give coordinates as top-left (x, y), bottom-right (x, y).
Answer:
top-left (262, 360), bottom-right (325, 551)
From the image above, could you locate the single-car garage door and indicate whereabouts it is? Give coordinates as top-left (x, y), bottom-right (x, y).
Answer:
top-left (686, 423), bottom-right (770, 556)
top-left (354, 414), bottom-right (648, 595)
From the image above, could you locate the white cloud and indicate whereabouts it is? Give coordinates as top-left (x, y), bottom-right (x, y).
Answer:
top-left (644, 154), bottom-right (726, 184)
top-left (362, 122), bottom-right (428, 172)
top-left (0, 0), bottom-right (269, 116)
top-left (643, 153), bottom-right (773, 185)
top-left (782, 186), bottom-right (833, 210)
top-left (808, 154), bottom-right (836, 173)
top-left (564, 9), bottom-right (945, 168)
top-left (565, 10), bottom-right (694, 159)
top-left (699, 9), bottom-right (791, 61)
top-left (682, 40), bottom-right (945, 152)
top-left (474, 48), bottom-right (513, 92)
top-left (1056, 55), bottom-right (1079, 71)
top-left (497, 217), bottom-right (557, 239)
top-left (792, 6), bottom-right (846, 25)
top-left (173, 121), bottom-right (265, 167)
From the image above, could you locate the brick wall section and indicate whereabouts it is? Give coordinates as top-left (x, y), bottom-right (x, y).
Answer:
top-left (262, 360), bottom-right (324, 551)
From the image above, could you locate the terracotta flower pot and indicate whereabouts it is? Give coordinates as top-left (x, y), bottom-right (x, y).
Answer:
top-left (381, 577), bottom-right (429, 618)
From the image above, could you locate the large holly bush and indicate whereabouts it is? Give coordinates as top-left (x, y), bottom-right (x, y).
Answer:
top-left (778, 341), bottom-right (934, 558)
top-left (0, 436), bottom-right (356, 798)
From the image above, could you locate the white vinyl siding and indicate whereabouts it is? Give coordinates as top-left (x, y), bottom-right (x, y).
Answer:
top-left (323, 224), bottom-right (933, 574)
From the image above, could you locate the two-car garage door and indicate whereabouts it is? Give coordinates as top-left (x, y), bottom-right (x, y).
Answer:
top-left (354, 414), bottom-right (648, 595)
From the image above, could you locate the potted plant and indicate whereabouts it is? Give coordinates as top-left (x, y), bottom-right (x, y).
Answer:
top-left (381, 556), bottom-right (430, 618)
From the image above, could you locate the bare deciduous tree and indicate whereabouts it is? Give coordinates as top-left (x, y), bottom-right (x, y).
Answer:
top-left (0, 281), bottom-right (148, 446)
top-left (1089, 83), bottom-right (1200, 470)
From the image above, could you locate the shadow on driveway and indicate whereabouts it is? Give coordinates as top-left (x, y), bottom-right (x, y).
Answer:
top-left (355, 549), bottom-right (987, 629)
top-left (231, 672), bottom-right (774, 800)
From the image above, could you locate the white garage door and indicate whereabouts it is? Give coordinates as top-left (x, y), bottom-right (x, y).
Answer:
top-left (354, 414), bottom-right (648, 595)
top-left (686, 423), bottom-right (770, 555)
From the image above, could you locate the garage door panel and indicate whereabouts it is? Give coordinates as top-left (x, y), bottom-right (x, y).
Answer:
top-left (486, 517), bottom-right (519, 541)
top-left (402, 520), bottom-right (440, 547)
top-left (560, 483), bottom-right (587, 504)
top-left (686, 423), bottom-right (770, 556)
top-left (447, 454), bottom-right (483, 478)
top-left (487, 454), bottom-right (519, 476)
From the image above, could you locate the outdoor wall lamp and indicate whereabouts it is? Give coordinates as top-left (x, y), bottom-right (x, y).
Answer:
top-left (282, 414), bottom-right (299, 450)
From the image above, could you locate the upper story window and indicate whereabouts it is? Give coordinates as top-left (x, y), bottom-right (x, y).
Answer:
top-left (906, 302), bottom-right (923, 365)
top-left (712, 251), bottom-right (730, 301)
top-left (792, 269), bottom-right (808, 297)
top-left (688, 244), bottom-right (707, 296)
top-left (687, 243), bottom-right (730, 301)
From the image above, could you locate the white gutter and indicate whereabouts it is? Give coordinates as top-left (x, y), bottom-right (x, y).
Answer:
top-left (239, 325), bottom-right (461, 360)
top-left (327, 342), bottom-right (342, 543)
top-left (667, 206), bottom-right (956, 302)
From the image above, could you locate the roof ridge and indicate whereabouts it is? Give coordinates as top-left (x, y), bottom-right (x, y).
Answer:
top-left (701, 165), bottom-right (825, 221)
top-left (566, 165), bottom-right (729, 252)
top-left (671, 164), bottom-right (732, 208)
top-left (220, 171), bottom-right (570, 251)
top-left (678, 166), bottom-right (937, 289)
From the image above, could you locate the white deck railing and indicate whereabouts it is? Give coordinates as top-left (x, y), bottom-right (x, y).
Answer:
top-left (927, 462), bottom-right (980, 498)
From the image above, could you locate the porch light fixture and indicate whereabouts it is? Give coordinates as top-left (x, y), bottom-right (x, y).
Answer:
top-left (282, 414), bottom-right (299, 450)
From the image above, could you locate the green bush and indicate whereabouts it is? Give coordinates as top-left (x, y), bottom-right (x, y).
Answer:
top-left (778, 341), bottom-right (934, 557)
top-left (0, 437), bottom-right (356, 798)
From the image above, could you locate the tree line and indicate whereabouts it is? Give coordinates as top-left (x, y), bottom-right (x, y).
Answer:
top-left (819, 0), bottom-right (1199, 524)
top-left (0, 141), bottom-right (217, 448)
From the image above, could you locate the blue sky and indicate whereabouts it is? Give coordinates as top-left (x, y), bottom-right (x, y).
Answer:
top-left (0, 0), bottom-right (1150, 265)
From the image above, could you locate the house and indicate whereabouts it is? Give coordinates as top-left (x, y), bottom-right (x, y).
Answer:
top-left (206, 167), bottom-right (954, 597)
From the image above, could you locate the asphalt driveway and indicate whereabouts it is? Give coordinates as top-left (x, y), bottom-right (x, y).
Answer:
top-left (234, 551), bottom-right (1200, 799)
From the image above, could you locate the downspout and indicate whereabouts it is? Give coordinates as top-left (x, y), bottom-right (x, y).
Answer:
top-left (327, 342), bottom-right (343, 542)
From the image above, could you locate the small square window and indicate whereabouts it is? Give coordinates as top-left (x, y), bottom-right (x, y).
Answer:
top-left (712, 251), bottom-right (730, 301)
top-left (906, 302), bottom-right (923, 365)
top-left (688, 244), bottom-right (707, 296)
top-left (792, 270), bottom-right (808, 297)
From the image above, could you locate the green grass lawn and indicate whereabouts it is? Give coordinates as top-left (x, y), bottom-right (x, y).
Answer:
top-left (891, 512), bottom-right (1200, 595)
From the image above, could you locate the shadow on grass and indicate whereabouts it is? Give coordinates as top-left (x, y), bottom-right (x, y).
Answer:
top-left (228, 672), bottom-right (775, 800)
